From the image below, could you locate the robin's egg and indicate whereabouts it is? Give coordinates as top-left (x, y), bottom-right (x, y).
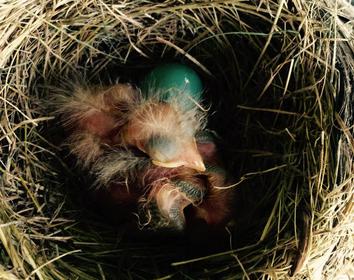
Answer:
top-left (141, 63), bottom-right (203, 107)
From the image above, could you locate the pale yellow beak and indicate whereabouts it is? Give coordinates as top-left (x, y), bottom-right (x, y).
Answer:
top-left (181, 159), bottom-right (206, 172)
top-left (152, 159), bottom-right (206, 172)
top-left (152, 160), bottom-right (182, 169)
top-left (151, 138), bottom-right (206, 172)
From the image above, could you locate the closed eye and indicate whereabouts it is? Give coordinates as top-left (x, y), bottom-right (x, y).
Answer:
top-left (146, 135), bottom-right (181, 162)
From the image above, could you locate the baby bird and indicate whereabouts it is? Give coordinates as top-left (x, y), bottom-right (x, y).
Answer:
top-left (56, 83), bottom-right (206, 172)
top-left (89, 130), bottom-right (233, 230)
top-left (56, 82), bottom-right (234, 230)
top-left (138, 131), bottom-right (235, 230)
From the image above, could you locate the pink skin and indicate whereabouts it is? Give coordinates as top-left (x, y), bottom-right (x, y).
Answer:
top-left (186, 177), bottom-right (234, 227)
top-left (64, 83), bottom-right (233, 228)
top-left (196, 141), bottom-right (218, 163)
top-left (68, 83), bottom-right (138, 142)
top-left (98, 135), bottom-right (233, 229)
top-left (77, 111), bottom-right (118, 141)
top-left (140, 139), bottom-right (234, 229)
top-left (89, 137), bottom-right (233, 229)
top-left (71, 90), bottom-right (205, 172)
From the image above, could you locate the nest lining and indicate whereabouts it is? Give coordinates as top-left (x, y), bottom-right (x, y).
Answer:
top-left (0, 1), bottom-right (353, 279)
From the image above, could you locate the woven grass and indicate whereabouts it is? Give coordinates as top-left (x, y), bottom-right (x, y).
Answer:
top-left (0, 0), bottom-right (353, 279)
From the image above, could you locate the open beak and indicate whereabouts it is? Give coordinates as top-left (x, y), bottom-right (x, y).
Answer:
top-left (151, 138), bottom-right (206, 172)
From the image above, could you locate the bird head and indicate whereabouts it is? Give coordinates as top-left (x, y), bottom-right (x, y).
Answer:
top-left (123, 101), bottom-right (206, 172)
top-left (144, 135), bottom-right (205, 172)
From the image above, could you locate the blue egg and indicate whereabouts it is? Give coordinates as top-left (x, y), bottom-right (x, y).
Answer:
top-left (141, 63), bottom-right (203, 109)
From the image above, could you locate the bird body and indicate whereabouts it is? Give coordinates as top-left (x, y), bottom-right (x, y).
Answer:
top-left (91, 152), bottom-right (234, 230)
top-left (56, 82), bottom-right (206, 172)
top-left (136, 132), bottom-right (234, 230)
top-left (55, 78), bottom-right (234, 231)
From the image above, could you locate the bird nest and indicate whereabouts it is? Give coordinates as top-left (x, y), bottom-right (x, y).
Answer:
top-left (1, 1), bottom-right (353, 279)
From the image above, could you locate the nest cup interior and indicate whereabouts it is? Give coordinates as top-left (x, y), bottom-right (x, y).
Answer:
top-left (49, 11), bottom-right (290, 240)
top-left (41, 16), bottom-right (314, 276)
top-left (1, 2), bottom-right (353, 279)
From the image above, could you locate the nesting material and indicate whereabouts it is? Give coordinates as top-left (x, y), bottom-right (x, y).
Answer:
top-left (0, 1), bottom-right (353, 279)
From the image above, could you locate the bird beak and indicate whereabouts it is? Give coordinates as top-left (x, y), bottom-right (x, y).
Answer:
top-left (184, 158), bottom-right (206, 172)
top-left (151, 138), bottom-right (206, 172)
top-left (152, 159), bottom-right (183, 169)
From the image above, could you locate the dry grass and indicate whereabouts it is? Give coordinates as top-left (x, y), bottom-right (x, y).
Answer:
top-left (0, 0), bottom-right (353, 279)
